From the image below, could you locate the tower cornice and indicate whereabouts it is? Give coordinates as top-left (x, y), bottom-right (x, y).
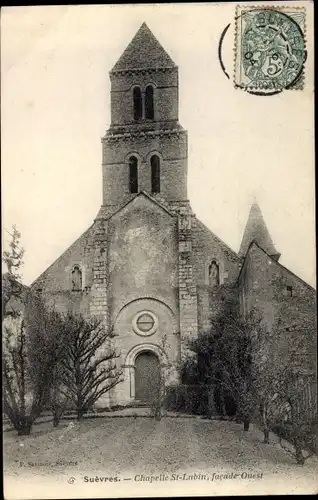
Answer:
top-left (110, 66), bottom-right (177, 78)
top-left (102, 127), bottom-right (186, 143)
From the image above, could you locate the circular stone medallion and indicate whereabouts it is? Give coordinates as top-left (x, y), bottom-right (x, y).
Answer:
top-left (132, 311), bottom-right (158, 336)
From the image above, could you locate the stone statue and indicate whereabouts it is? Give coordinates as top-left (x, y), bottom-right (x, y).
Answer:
top-left (71, 266), bottom-right (82, 291)
top-left (209, 261), bottom-right (219, 286)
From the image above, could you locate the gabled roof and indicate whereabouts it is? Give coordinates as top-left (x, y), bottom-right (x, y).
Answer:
top-left (106, 191), bottom-right (175, 219)
top-left (30, 226), bottom-right (93, 288)
top-left (238, 240), bottom-right (315, 292)
top-left (111, 22), bottom-right (177, 73)
top-left (239, 202), bottom-right (280, 260)
top-left (194, 218), bottom-right (239, 261)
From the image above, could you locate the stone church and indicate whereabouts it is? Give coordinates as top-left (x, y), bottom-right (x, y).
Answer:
top-left (32, 23), bottom-right (316, 408)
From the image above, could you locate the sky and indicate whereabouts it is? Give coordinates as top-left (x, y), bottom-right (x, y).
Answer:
top-left (1, 3), bottom-right (315, 287)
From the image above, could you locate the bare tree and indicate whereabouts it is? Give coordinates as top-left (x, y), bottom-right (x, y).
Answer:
top-left (250, 281), bottom-right (316, 447)
top-left (2, 226), bottom-right (33, 435)
top-left (245, 314), bottom-right (284, 443)
top-left (24, 293), bottom-right (68, 428)
top-left (49, 360), bottom-right (72, 427)
top-left (2, 227), bottom-right (67, 434)
top-left (3, 292), bottom-right (65, 435)
top-left (2, 225), bottom-right (25, 321)
top-left (3, 318), bottom-right (31, 435)
top-left (274, 369), bottom-right (317, 465)
top-left (57, 312), bottom-right (123, 420)
top-left (147, 334), bottom-right (175, 421)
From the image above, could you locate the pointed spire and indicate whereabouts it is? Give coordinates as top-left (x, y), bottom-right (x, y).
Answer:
top-left (111, 22), bottom-right (177, 73)
top-left (239, 202), bottom-right (280, 260)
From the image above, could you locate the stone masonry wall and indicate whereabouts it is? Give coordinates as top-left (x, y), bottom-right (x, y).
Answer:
top-left (239, 243), bottom-right (316, 374)
top-left (102, 130), bottom-right (187, 206)
top-left (177, 208), bottom-right (198, 359)
top-left (88, 217), bottom-right (117, 407)
top-left (107, 194), bottom-right (179, 320)
top-left (109, 68), bottom-right (178, 126)
top-left (191, 217), bottom-right (242, 332)
top-left (88, 219), bottom-right (109, 326)
top-left (30, 227), bottom-right (94, 316)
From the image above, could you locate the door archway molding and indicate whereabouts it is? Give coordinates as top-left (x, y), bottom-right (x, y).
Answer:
top-left (124, 343), bottom-right (168, 400)
top-left (124, 342), bottom-right (168, 367)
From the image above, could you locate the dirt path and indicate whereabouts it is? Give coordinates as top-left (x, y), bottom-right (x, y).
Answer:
top-left (4, 417), bottom-right (318, 497)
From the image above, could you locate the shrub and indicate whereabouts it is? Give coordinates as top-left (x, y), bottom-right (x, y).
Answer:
top-left (164, 384), bottom-right (208, 415)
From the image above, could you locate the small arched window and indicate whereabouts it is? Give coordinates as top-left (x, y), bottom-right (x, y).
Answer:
top-left (133, 87), bottom-right (142, 121)
top-left (129, 156), bottom-right (138, 194)
top-left (145, 85), bottom-right (154, 120)
top-left (208, 260), bottom-right (220, 287)
top-left (71, 265), bottom-right (82, 291)
top-left (151, 155), bottom-right (160, 194)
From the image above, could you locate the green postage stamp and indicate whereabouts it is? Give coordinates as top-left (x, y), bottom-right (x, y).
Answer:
top-left (234, 5), bottom-right (306, 92)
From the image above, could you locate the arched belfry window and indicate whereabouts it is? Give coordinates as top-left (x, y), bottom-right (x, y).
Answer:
top-left (129, 156), bottom-right (138, 194)
top-left (71, 265), bottom-right (82, 291)
top-left (133, 87), bottom-right (142, 121)
top-left (145, 85), bottom-right (154, 120)
top-left (151, 155), bottom-right (160, 194)
top-left (208, 260), bottom-right (220, 286)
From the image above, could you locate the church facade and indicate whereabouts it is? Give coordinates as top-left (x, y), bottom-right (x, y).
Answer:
top-left (31, 23), bottom-right (316, 408)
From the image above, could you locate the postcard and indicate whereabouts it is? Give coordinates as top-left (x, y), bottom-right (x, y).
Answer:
top-left (2, 2), bottom-right (316, 498)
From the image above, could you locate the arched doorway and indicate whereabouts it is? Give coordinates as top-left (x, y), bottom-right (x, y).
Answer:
top-left (135, 351), bottom-right (161, 404)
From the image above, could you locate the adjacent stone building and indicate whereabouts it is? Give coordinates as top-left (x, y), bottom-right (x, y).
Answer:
top-left (31, 23), bottom-right (316, 408)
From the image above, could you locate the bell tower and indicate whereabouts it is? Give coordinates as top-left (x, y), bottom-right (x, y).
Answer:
top-left (101, 22), bottom-right (188, 213)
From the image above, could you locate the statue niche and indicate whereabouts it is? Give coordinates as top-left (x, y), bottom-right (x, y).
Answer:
top-left (71, 265), bottom-right (82, 291)
top-left (208, 260), bottom-right (220, 287)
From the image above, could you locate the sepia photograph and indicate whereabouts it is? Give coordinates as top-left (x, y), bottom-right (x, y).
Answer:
top-left (2, 2), bottom-right (316, 498)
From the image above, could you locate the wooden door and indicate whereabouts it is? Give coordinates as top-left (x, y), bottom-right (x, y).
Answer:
top-left (135, 351), bottom-right (160, 404)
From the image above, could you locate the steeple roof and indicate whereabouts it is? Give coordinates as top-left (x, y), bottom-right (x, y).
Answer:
top-left (239, 202), bottom-right (280, 260)
top-left (111, 22), bottom-right (177, 73)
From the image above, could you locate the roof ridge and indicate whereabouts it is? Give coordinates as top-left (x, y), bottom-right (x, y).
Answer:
top-left (30, 226), bottom-right (93, 287)
top-left (105, 191), bottom-right (175, 220)
top-left (242, 240), bottom-right (315, 291)
top-left (194, 217), bottom-right (239, 258)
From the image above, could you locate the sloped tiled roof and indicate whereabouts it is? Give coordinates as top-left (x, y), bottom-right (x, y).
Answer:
top-left (239, 202), bottom-right (280, 259)
top-left (238, 240), bottom-right (315, 292)
top-left (193, 218), bottom-right (239, 262)
top-left (111, 22), bottom-right (177, 73)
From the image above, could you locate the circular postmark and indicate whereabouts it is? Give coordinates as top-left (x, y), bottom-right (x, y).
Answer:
top-left (240, 9), bottom-right (306, 93)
